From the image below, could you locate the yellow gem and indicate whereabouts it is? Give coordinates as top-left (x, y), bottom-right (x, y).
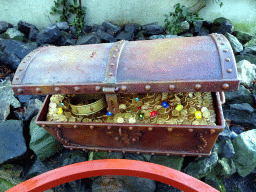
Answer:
top-left (57, 107), bottom-right (63, 114)
top-left (195, 111), bottom-right (202, 119)
top-left (175, 104), bottom-right (183, 111)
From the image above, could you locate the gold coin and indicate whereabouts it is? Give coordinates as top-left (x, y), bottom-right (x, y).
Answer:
top-left (154, 105), bottom-right (162, 110)
top-left (194, 92), bottom-right (201, 97)
top-left (132, 107), bottom-right (139, 113)
top-left (200, 120), bottom-right (208, 125)
top-left (144, 111), bottom-right (151, 118)
top-left (187, 115), bottom-right (195, 120)
top-left (129, 116), bottom-right (137, 123)
top-left (119, 104), bottom-right (127, 110)
top-left (182, 120), bottom-right (191, 125)
top-left (157, 118), bottom-right (165, 124)
top-left (192, 120), bottom-right (200, 125)
top-left (202, 100), bottom-right (210, 107)
top-left (158, 108), bottom-right (166, 114)
top-left (117, 117), bottom-right (124, 123)
top-left (124, 113), bottom-right (131, 119)
top-left (167, 118), bottom-right (178, 124)
top-left (203, 111), bottom-right (211, 118)
top-left (172, 109), bottom-right (179, 116)
top-left (146, 93), bottom-right (155, 98)
top-left (162, 114), bottom-right (169, 120)
top-left (180, 109), bottom-right (187, 116)
top-left (69, 117), bottom-right (77, 122)
top-left (141, 104), bottom-right (149, 110)
top-left (135, 100), bottom-right (143, 107)
top-left (188, 107), bottom-right (196, 115)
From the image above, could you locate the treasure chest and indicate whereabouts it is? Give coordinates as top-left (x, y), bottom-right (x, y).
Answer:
top-left (12, 34), bottom-right (239, 157)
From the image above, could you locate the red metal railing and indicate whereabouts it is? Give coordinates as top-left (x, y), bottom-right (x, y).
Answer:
top-left (6, 159), bottom-right (219, 192)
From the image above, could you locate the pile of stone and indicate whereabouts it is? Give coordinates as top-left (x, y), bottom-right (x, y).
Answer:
top-left (0, 17), bottom-right (256, 191)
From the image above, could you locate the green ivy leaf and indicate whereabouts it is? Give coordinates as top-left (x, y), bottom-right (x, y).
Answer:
top-left (220, 2), bottom-right (223, 7)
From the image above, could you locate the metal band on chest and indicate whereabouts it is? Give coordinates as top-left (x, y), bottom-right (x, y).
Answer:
top-left (103, 40), bottom-right (127, 114)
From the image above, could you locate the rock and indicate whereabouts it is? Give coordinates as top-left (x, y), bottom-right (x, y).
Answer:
top-left (211, 17), bottom-right (233, 34)
top-left (0, 100), bottom-right (10, 123)
top-left (150, 34), bottom-right (180, 40)
top-left (218, 122), bottom-right (232, 141)
top-left (5, 53), bottom-right (21, 71)
top-left (179, 32), bottom-right (193, 37)
top-left (231, 131), bottom-right (238, 139)
top-left (102, 22), bottom-right (121, 36)
top-left (0, 120), bottom-right (27, 164)
top-left (177, 20), bottom-right (190, 34)
top-left (107, 152), bottom-right (123, 159)
top-left (18, 20), bottom-right (38, 36)
top-left (56, 31), bottom-right (76, 46)
top-left (16, 95), bottom-right (33, 105)
top-left (81, 25), bottom-right (92, 35)
top-left (204, 176), bottom-right (221, 191)
top-left (0, 21), bottom-right (13, 33)
top-left (77, 33), bottom-right (102, 45)
top-left (92, 151), bottom-right (108, 160)
top-left (116, 31), bottom-right (134, 41)
top-left (125, 23), bottom-right (140, 35)
top-left (4, 28), bottom-right (25, 41)
top-left (25, 158), bottom-right (48, 179)
top-left (232, 30), bottom-right (253, 44)
top-left (231, 103), bottom-right (254, 113)
top-left (183, 152), bottom-right (218, 179)
top-left (197, 27), bottom-right (209, 36)
top-left (202, 20), bottom-right (212, 30)
top-left (224, 85), bottom-right (254, 105)
top-left (217, 139), bottom-right (235, 159)
top-left (135, 30), bottom-right (146, 40)
top-left (214, 157), bottom-right (236, 177)
top-left (224, 32), bottom-right (243, 53)
top-left (236, 60), bottom-right (256, 88)
top-left (56, 22), bottom-right (69, 32)
top-left (190, 20), bottom-right (203, 35)
top-left (28, 26), bottom-right (39, 41)
top-left (243, 38), bottom-right (256, 47)
top-left (29, 116), bottom-right (64, 161)
top-left (150, 155), bottom-right (184, 170)
top-left (240, 46), bottom-right (256, 55)
top-left (70, 26), bottom-right (77, 36)
top-left (124, 153), bottom-right (150, 162)
top-left (230, 125), bottom-right (245, 135)
top-left (156, 183), bottom-right (182, 192)
top-left (36, 24), bottom-right (62, 45)
top-left (96, 29), bottom-right (116, 42)
top-left (232, 129), bottom-right (256, 177)
top-left (144, 24), bottom-right (164, 35)
top-left (235, 54), bottom-right (256, 65)
top-left (92, 24), bottom-right (105, 33)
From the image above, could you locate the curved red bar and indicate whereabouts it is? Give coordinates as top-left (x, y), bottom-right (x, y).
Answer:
top-left (6, 159), bottom-right (219, 192)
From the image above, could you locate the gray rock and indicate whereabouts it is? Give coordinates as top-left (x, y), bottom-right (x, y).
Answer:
top-left (0, 120), bottom-right (27, 164)
top-left (224, 85), bottom-right (254, 105)
top-left (243, 38), bottom-right (256, 47)
top-left (214, 157), bottom-right (236, 177)
top-left (96, 29), bottom-right (116, 42)
top-left (18, 20), bottom-right (38, 36)
top-left (135, 30), bottom-right (146, 40)
top-left (92, 151), bottom-right (108, 160)
top-left (4, 28), bottom-right (25, 42)
top-left (16, 95), bottom-right (33, 105)
top-left (107, 152), bottom-right (123, 159)
top-left (179, 32), bottom-right (193, 37)
top-left (0, 21), bottom-right (13, 33)
top-left (156, 183), bottom-right (182, 192)
top-left (217, 139), bottom-right (235, 159)
top-left (5, 53), bottom-right (21, 71)
top-left (236, 60), bottom-right (256, 88)
top-left (116, 31), bottom-right (134, 41)
top-left (150, 155), bottom-right (184, 170)
top-left (70, 26), bottom-right (77, 36)
top-left (211, 17), bottom-right (233, 34)
top-left (235, 54), bottom-right (256, 65)
top-left (81, 25), bottom-right (92, 35)
top-left (179, 21), bottom-right (190, 33)
top-left (197, 27), bottom-right (209, 36)
top-left (92, 24), bottom-right (105, 33)
top-left (230, 103), bottom-right (254, 113)
top-left (56, 31), bottom-right (76, 46)
top-left (218, 122), bottom-right (232, 141)
top-left (102, 22), bottom-right (121, 35)
top-left (144, 24), bottom-right (164, 35)
top-left (190, 20), bottom-right (203, 35)
top-left (183, 152), bottom-right (218, 179)
top-left (149, 34), bottom-right (179, 40)
top-left (25, 158), bottom-right (48, 179)
top-left (232, 30), bottom-right (253, 44)
top-left (224, 32), bottom-right (243, 53)
top-left (125, 23), bottom-right (140, 35)
top-left (204, 176), bottom-right (221, 191)
top-left (36, 24), bottom-right (62, 45)
top-left (202, 20), bottom-right (212, 30)
top-left (240, 46), bottom-right (256, 55)
top-left (28, 26), bottom-right (39, 41)
top-left (29, 116), bottom-right (64, 161)
top-left (56, 22), bottom-right (69, 32)
top-left (232, 129), bottom-right (256, 177)
top-left (77, 33), bottom-right (102, 45)
top-left (124, 153), bottom-right (149, 162)
top-left (0, 100), bottom-right (10, 123)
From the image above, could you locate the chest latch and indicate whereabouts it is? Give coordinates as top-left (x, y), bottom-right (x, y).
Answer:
top-left (103, 87), bottom-right (120, 114)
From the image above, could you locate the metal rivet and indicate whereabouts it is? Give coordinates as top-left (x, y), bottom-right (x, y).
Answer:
top-left (132, 138), bottom-right (136, 142)
top-left (55, 87), bottom-right (61, 92)
top-left (210, 129), bottom-right (216, 134)
top-left (221, 42), bottom-right (224, 45)
top-left (27, 55), bottom-right (31, 57)
top-left (129, 127), bottom-right (133, 130)
top-left (115, 87), bottom-right (119, 92)
top-left (107, 126), bottom-right (111, 130)
top-left (110, 63), bottom-right (114, 66)
top-left (145, 85), bottom-right (151, 91)
top-left (182, 155), bottom-right (185, 158)
top-left (17, 88), bottom-right (23, 94)
top-left (70, 148), bottom-right (73, 150)
top-left (73, 125), bottom-right (78, 129)
top-left (169, 85), bottom-right (175, 91)
top-left (195, 84), bottom-right (201, 90)
top-left (42, 124), bottom-right (46, 128)
top-left (89, 126), bottom-right (94, 129)
top-left (225, 58), bottom-right (230, 62)
top-left (74, 86), bottom-right (80, 92)
top-left (115, 49), bottom-right (118, 51)
top-left (23, 61), bottom-right (26, 63)
top-left (188, 129), bottom-right (193, 132)
top-left (112, 55), bottom-right (116, 58)
top-left (136, 152), bottom-right (140, 154)
top-left (198, 155), bottom-right (202, 158)
top-left (166, 153), bottom-right (170, 156)
top-left (109, 73), bottom-right (113, 76)
top-left (95, 86), bottom-right (101, 91)
top-left (19, 69), bottom-right (22, 71)
top-left (222, 83), bottom-right (229, 90)
top-left (168, 128), bottom-right (173, 132)
top-left (15, 77), bottom-right (19, 80)
top-left (95, 149), bottom-right (98, 152)
top-left (115, 137), bottom-right (119, 140)
top-left (121, 86), bottom-right (127, 91)
top-left (151, 152), bottom-right (155, 155)
top-left (82, 149), bottom-right (86, 151)
top-left (57, 125), bottom-right (62, 128)
top-left (109, 150), bottom-right (112, 153)
top-left (122, 151), bottom-right (125, 154)
top-left (90, 106), bottom-right (94, 111)
top-left (227, 69), bottom-right (232, 73)
top-left (36, 88), bottom-right (41, 93)
top-left (148, 127), bottom-right (153, 131)
top-left (223, 49), bottom-right (228, 52)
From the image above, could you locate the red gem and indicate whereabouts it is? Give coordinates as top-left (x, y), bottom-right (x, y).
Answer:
top-left (150, 111), bottom-right (157, 117)
top-left (138, 107), bottom-right (141, 110)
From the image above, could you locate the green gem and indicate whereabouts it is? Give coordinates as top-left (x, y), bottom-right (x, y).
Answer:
top-left (138, 113), bottom-right (144, 120)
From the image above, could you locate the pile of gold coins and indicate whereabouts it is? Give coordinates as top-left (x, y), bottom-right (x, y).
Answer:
top-left (47, 92), bottom-right (216, 126)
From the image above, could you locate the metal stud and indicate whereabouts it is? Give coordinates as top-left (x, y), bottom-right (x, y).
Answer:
top-left (36, 88), bottom-right (41, 93)
top-left (121, 86), bottom-right (127, 91)
top-left (198, 155), bottom-right (202, 158)
top-left (222, 83), bottom-right (229, 90)
top-left (221, 42), bottom-right (224, 45)
top-left (129, 127), bottom-right (133, 130)
top-left (23, 61), bottom-right (26, 63)
top-left (169, 85), bottom-right (175, 91)
top-left (90, 106), bottom-right (94, 111)
top-left (223, 49), bottom-right (228, 52)
top-left (95, 149), bottom-right (98, 152)
top-left (17, 88), bottom-right (23, 94)
top-left (70, 148), bottom-right (73, 150)
top-left (109, 150), bottom-right (112, 153)
top-left (74, 86), bottom-right (80, 92)
top-left (136, 152), bottom-right (140, 154)
top-left (194, 84), bottom-right (201, 90)
top-left (188, 129), bottom-right (193, 132)
top-left (19, 69), bottom-right (22, 71)
top-left (227, 69), bottom-right (232, 73)
top-left (122, 151), bottom-right (126, 154)
top-left (110, 63), bottom-right (114, 66)
top-left (73, 125), bottom-right (78, 129)
top-left (115, 87), bottom-right (119, 92)
top-left (82, 149), bottom-right (86, 151)
top-left (57, 125), bottom-right (62, 128)
top-left (95, 86), bottom-right (101, 91)
top-left (168, 128), bottom-right (173, 132)
top-left (55, 87), bottom-right (61, 92)
top-left (132, 138), bottom-right (136, 142)
top-left (42, 124), bottom-right (46, 128)
top-left (115, 137), bottom-right (119, 140)
top-left (166, 153), bottom-right (170, 156)
top-left (145, 85), bottom-right (151, 91)
top-left (15, 77), bottom-right (19, 80)
top-left (107, 126), bottom-right (111, 130)
top-left (225, 58), bottom-right (230, 62)
top-left (151, 152), bottom-right (155, 155)
top-left (182, 155), bottom-right (185, 158)
top-left (89, 125), bottom-right (94, 129)
top-left (210, 129), bottom-right (216, 134)
top-left (148, 127), bottom-right (153, 131)
top-left (109, 72), bottom-right (113, 76)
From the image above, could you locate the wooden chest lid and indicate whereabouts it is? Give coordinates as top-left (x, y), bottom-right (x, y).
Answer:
top-left (12, 34), bottom-right (239, 95)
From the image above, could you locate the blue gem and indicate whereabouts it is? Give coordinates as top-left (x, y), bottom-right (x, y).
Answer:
top-left (161, 102), bottom-right (169, 108)
top-left (135, 98), bottom-right (139, 101)
top-left (59, 103), bottom-right (64, 106)
top-left (107, 111), bottom-right (113, 116)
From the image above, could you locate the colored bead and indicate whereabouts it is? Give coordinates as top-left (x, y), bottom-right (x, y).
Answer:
top-left (195, 111), bottom-right (202, 119)
top-left (59, 103), bottom-right (64, 106)
top-left (138, 107), bottom-right (141, 110)
top-left (57, 107), bottom-right (63, 114)
top-left (150, 111), bottom-right (157, 117)
top-left (138, 113), bottom-right (144, 120)
top-left (135, 98), bottom-right (140, 101)
top-left (175, 104), bottom-right (183, 111)
top-left (161, 101), bottom-right (169, 108)
top-left (107, 111), bottom-right (113, 116)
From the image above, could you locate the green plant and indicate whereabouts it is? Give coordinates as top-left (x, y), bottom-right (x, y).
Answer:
top-left (164, 3), bottom-right (204, 35)
top-left (50, 0), bottom-right (86, 37)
